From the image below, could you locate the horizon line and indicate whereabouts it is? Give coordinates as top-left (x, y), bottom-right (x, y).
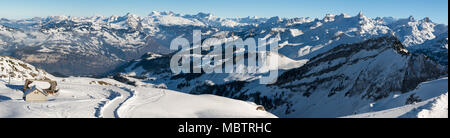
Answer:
top-left (1, 11), bottom-right (447, 25)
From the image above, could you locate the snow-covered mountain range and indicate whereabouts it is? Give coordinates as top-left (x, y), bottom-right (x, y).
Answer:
top-left (0, 11), bottom-right (447, 76)
top-left (0, 11), bottom-right (448, 118)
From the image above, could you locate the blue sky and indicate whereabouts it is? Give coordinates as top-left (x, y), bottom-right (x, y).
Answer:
top-left (0, 0), bottom-right (448, 24)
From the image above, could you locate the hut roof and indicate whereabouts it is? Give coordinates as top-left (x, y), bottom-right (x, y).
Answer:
top-left (24, 86), bottom-right (48, 96)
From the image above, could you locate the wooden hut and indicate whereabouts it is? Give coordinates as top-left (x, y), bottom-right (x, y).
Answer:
top-left (23, 86), bottom-right (48, 102)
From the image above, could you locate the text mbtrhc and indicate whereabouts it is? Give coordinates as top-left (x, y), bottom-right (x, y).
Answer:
top-left (178, 122), bottom-right (272, 136)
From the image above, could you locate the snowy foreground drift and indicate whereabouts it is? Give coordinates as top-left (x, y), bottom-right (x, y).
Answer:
top-left (0, 77), bottom-right (276, 118)
top-left (345, 78), bottom-right (448, 118)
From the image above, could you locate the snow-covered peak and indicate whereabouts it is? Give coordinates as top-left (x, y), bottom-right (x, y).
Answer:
top-left (144, 11), bottom-right (205, 26)
top-left (191, 12), bottom-right (215, 19)
top-left (47, 15), bottom-right (69, 23)
top-left (100, 13), bottom-right (142, 29)
top-left (388, 16), bottom-right (439, 46)
top-left (149, 11), bottom-right (177, 16)
top-left (267, 16), bottom-right (283, 24)
top-left (123, 13), bottom-right (141, 29)
top-left (382, 17), bottom-right (397, 24)
top-left (323, 14), bottom-right (337, 22)
top-left (357, 11), bottom-right (364, 18)
top-left (110, 13), bottom-right (141, 23)
top-left (409, 15), bottom-right (415, 22)
top-left (421, 17), bottom-right (432, 23)
top-left (183, 12), bottom-right (222, 25)
top-left (123, 13), bottom-right (139, 19)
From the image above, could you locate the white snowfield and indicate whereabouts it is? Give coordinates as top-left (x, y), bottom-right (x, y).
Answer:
top-left (0, 77), bottom-right (277, 118)
top-left (345, 78), bottom-right (448, 118)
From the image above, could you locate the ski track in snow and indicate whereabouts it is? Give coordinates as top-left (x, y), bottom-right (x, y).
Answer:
top-left (1, 78), bottom-right (276, 118)
top-left (113, 87), bottom-right (137, 118)
top-left (98, 86), bottom-right (167, 118)
top-left (98, 87), bottom-right (134, 118)
top-left (117, 87), bottom-right (167, 118)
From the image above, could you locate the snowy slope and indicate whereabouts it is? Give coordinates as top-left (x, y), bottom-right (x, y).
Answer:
top-left (0, 54), bottom-right (276, 118)
top-left (345, 78), bottom-right (448, 118)
top-left (344, 93), bottom-right (448, 118)
top-left (0, 56), bottom-right (53, 80)
top-left (0, 77), bottom-right (276, 118)
top-left (118, 87), bottom-right (276, 118)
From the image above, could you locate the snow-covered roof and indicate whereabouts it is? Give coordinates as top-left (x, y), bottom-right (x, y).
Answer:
top-left (24, 86), bottom-right (48, 96)
top-left (27, 81), bottom-right (52, 90)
